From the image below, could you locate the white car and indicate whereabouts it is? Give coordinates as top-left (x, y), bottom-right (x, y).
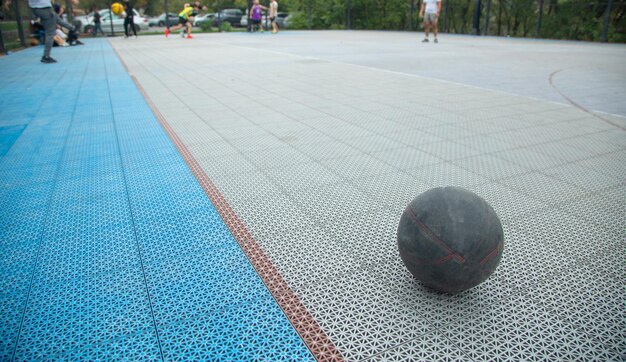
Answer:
top-left (81, 9), bottom-right (149, 34)
top-left (193, 13), bottom-right (216, 27)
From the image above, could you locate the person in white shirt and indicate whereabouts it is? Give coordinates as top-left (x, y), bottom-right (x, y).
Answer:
top-left (419, 0), bottom-right (441, 43)
top-left (268, 0), bottom-right (278, 33)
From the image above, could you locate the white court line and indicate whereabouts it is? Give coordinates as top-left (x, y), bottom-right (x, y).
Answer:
top-left (204, 37), bottom-right (626, 121)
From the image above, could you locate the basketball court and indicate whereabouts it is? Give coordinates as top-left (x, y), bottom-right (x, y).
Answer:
top-left (1, 31), bottom-right (624, 361)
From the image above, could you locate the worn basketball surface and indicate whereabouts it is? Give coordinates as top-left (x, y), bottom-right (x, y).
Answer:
top-left (397, 186), bottom-right (504, 294)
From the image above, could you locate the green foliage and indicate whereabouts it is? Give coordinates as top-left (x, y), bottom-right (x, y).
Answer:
top-left (285, 11), bottom-right (309, 29)
top-left (200, 21), bottom-right (215, 31)
top-left (219, 20), bottom-right (233, 31)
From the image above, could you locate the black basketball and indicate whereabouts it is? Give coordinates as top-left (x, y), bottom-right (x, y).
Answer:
top-left (397, 186), bottom-right (504, 294)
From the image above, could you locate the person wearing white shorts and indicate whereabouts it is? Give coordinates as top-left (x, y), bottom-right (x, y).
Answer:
top-left (420, 0), bottom-right (441, 43)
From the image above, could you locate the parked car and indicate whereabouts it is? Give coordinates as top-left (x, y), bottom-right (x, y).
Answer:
top-left (274, 12), bottom-right (288, 28)
top-left (213, 9), bottom-right (243, 27)
top-left (82, 9), bottom-right (149, 34)
top-left (149, 13), bottom-right (178, 27)
top-left (194, 13), bottom-right (216, 27)
top-left (283, 13), bottom-right (293, 29)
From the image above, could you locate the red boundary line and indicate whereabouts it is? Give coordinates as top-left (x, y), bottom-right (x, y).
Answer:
top-left (119, 60), bottom-right (343, 360)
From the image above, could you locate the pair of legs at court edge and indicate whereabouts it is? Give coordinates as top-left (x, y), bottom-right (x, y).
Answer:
top-left (422, 13), bottom-right (439, 43)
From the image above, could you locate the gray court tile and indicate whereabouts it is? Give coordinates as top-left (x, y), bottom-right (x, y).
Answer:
top-left (491, 147), bottom-right (567, 171)
top-left (373, 331), bottom-right (471, 361)
top-left (413, 140), bottom-right (486, 161)
top-left (296, 269), bottom-right (433, 361)
top-left (382, 128), bottom-right (446, 147)
top-left (541, 163), bottom-right (624, 191)
top-left (441, 294), bottom-right (616, 361)
top-left (574, 153), bottom-right (626, 179)
top-left (531, 141), bottom-right (599, 162)
top-left (526, 265), bottom-right (625, 357)
top-left (406, 163), bottom-right (492, 188)
top-left (495, 172), bottom-right (587, 206)
top-left (453, 154), bottom-right (533, 180)
top-left (554, 185), bottom-right (626, 235)
top-left (370, 147), bottom-right (444, 170)
top-left (454, 134), bottom-right (519, 153)
top-left (321, 154), bottom-right (399, 181)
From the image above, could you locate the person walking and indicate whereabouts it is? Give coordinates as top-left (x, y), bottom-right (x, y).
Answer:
top-left (123, 0), bottom-right (137, 38)
top-left (92, 7), bottom-right (105, 37)
top-left (28, 0), bottom-right (76, 63)
top-left (268, 0), bottom-right (278, 34)
top-left (420, 0), bottom-right (441, 43)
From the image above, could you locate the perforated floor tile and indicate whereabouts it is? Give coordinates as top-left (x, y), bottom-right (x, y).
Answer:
top-left (1, 40), bottom-right (312, 361)
top-left (554, 184), bottom-right (626, 235)
top-left (372, 331), bottom-right (471, 361)
top-left (441, 294), bottom-right (617, 361)
top-left (108, 33), bottom-right (626, 361)
top-left (526, 265), bottom-right (626, 357)
top-left (495, 171), bottom-right (588, 206)
top-left (296, 269), bottom-right (433, 361)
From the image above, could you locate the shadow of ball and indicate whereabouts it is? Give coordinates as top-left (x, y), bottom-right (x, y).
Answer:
top-left (397, 186), bottom-right (504, 294)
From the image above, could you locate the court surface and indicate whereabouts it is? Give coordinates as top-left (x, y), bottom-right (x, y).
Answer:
top-left (1, 31), bottom-right (624, 361)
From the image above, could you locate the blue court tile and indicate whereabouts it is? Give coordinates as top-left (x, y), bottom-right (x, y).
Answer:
top-left (0, 125), bottom-right (27, 156)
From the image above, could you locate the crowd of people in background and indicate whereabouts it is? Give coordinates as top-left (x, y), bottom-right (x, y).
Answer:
top-left (20, 0), bottom-right (438, 64)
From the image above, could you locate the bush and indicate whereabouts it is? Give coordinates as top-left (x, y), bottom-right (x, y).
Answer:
top-left (285, 12), bottom-right (308, 30)
top-left (219, 21), bottom-right (232, 32)
top-left (199, 22), bottom-right (214, 32)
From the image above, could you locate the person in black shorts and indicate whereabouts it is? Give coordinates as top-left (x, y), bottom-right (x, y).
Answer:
top-left (164, 3), bottom-right (199, 38)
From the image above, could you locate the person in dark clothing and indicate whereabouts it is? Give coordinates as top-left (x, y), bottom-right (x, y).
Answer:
top-left (92, 7), bottom-right (105, 37)
top-left (28, 0), bottom-right (76, 63)
top-left (123, 0), bottom-right (137, 38)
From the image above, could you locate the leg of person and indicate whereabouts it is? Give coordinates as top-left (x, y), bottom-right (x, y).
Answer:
top-left (124, 17), bottom-right (130, 37)
top-left (423, 17), bottom-right (430, 42)
top-left (131, 17), bottom-right (137, 36)
top-left (186, 22), bottom-right (192, 38)
top-left (33, 7), bottom-right (57, 62)
top-left (433, 18), bottom-right (439, 43)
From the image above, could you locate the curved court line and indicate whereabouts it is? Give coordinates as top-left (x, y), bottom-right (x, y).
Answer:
top-left (549, 69), bottom-right (626, 131)
top-left (111, 46), bottom-right (344, 362)
top-left (207, 39), bottom-right (626, 121)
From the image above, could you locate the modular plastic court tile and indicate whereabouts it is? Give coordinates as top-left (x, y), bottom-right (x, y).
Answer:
top-left (0, 40), bottom-right (313, 361)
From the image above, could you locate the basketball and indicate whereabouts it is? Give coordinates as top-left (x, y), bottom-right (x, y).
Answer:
top-left (397, 187), bottom-right (504, 294)
top-left (111, 2), bottom-right (124, 15)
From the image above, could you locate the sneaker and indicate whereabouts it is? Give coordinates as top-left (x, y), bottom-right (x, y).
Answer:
top-left (164, 28), bottom-right (169, 37)
top-left (186, 34), bottom-right (193, 39)
top-left (434, 38), bottom-right (438, 43)
top-left (181, 31), bottom-right (186, 38)
top-left (421, 38), bottom-right (429, 43)
top-left (41, 56), bottom-right (57, 63)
